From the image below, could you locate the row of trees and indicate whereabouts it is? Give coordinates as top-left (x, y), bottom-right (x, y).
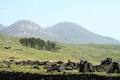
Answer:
top-left (19, 38), bottom-right (59, 51)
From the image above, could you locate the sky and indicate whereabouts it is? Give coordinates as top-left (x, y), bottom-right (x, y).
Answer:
top-left (0, 0), bottom-right (120, 40)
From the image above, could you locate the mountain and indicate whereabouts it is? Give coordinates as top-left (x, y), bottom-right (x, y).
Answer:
top-left (1, 20), bottom-right (48, 39)
top-left (0, 24), bottom-right (6, 31)
top-left (0, 20), bottom-right (120, 44)
top-left (46, 22), bottom-right (120, 44)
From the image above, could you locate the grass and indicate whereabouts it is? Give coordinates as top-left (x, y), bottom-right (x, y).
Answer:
top-left (0, 34), bottom-right (120, 64)
top-left (0, 34), bottom-right (120, 76)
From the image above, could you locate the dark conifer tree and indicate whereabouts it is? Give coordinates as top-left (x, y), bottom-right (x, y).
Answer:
top-left (19, 38), bottom-right (58, 51)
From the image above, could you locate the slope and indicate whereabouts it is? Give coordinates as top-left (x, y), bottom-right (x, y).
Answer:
top-left (0, 34), bottom-right (120, 64)
top-left (0, 20), bottom-right (49, 39)
top-left (0, 24), bottom-right (6, 31)
top-left (0, 20), bottom-right (120, 44)
top-left (46, 22), bottom-right (120, 44)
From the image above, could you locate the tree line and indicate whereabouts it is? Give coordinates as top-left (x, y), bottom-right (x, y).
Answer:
top-left (19, 38), bottom-right (59, 51)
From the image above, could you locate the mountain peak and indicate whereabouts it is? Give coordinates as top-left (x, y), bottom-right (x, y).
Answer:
top-left (56, 21), bottom-right (76, 24)
top-left (8, 20), bottom-right (43, 31)
top-left (53, 22), bottom-right (80, 27)
top-left (0, 20), bottom-right (44, 37)
top-left (14, 20), bottom-right (36, 24)
top-left (47, 22), bottom-right (120, 44)
top-left (11, 20), bottom-right (41, 28)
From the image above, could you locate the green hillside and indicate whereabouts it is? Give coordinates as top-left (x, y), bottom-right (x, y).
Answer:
top-left (0, 34), bottom-right (120, 64)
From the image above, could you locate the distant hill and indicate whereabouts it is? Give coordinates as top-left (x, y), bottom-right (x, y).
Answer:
top-left (46, 22), bottom-right (120, 44)
top-left (0, 20), bottom-right (48, 39)
top-left (0, 20), bottom-right (120, 44)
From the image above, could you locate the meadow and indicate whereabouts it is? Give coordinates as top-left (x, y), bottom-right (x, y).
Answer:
top-left (0, 34), bottom-right (120, 76)
top-left (0, 34), bottom-right (120, 64)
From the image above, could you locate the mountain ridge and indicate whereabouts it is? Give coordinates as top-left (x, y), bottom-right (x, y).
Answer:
top-left (0, 20), bottom-right (119, 44)
top-left (46, 22), bottom-right (120, 44)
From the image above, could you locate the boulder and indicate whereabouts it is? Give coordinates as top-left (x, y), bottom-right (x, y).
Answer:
top-left (101, 58), bottom-right (112, 65)
top-left (79, 60), bottom-right (93, 72)
top-left (4, 46), bottom-right (11, 49)
top-left (65, 60), bottom-right (78, 70)
top-left (33, 65), bottom-right (39, 70)
top-left (108, 62), bottom-right (120, 73)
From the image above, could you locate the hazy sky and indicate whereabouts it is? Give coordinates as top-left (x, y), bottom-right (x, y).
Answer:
top-left (0, 0), bottom-right (120, 40)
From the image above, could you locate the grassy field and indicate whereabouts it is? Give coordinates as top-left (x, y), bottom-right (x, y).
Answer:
top-left (0, 34), bottom-right (120, 64)
top-left (0, 34), bottom-right (120, 77)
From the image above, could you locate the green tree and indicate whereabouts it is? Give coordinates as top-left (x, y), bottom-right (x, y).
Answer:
top-left (19, 38), bottom-right (58, 51)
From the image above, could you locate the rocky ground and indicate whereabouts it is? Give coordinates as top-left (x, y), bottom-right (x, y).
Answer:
top-left (0, 71), bottom-right (120, 80)
top-left (0, 58), bottom-right (120, 80)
